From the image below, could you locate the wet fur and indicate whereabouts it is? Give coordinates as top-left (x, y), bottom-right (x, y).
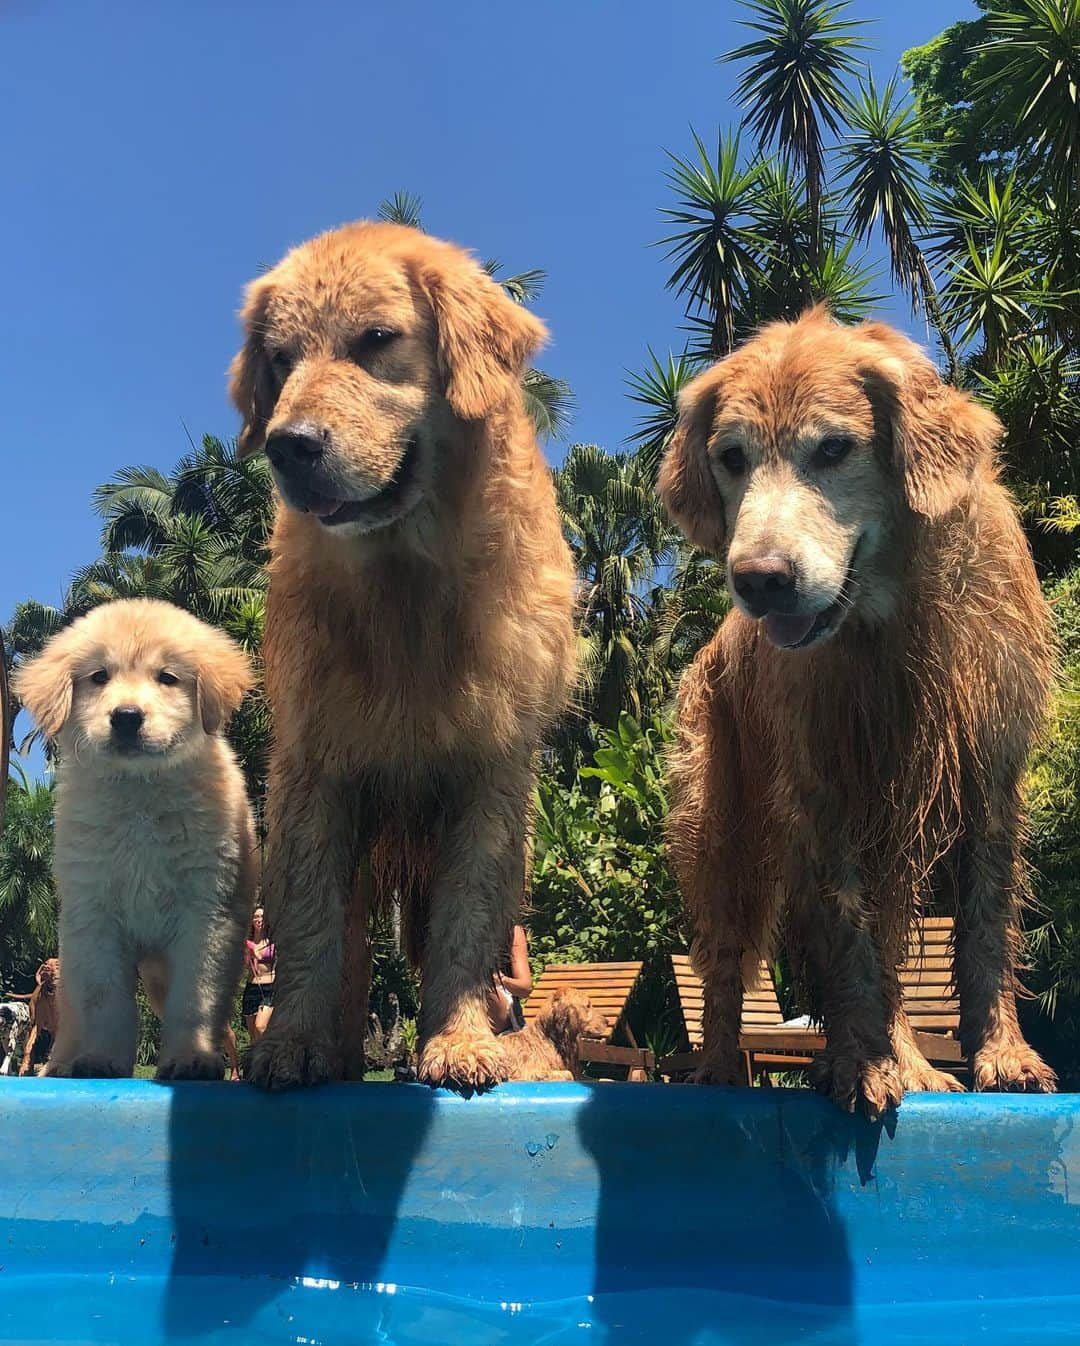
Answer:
top-left (230, 223), bottom-right (576, 1091)
top-left (659, 310), bottom-right (1056, 1115)
top-left (502, 989), bottom-right (608, 1082)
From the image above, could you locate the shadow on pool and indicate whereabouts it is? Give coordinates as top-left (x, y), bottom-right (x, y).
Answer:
top-left (163, 1080), bottom-right (436, 1339)
top-left (577, 1083), bottom-right (888, 1344)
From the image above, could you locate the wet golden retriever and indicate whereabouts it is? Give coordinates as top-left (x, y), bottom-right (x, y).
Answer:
top-left (230, 222), bottom-right (576, 1090)
top-left (503, 988), bottom-right (608, 1082)
top-left (659, 309), bottom-right (1056, 1116)
top-left (14, 600), bottom-right (256, 1079)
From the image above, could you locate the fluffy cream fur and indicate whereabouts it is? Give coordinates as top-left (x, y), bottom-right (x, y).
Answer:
top-left (13, 599), bottom-right (256, 1080)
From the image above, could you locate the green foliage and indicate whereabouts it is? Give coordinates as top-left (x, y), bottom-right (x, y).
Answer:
top-left (0, 765), bottom-right (58, 991)
top-left (531, 714), bottom-right (685, 965)
top-left (1025, 570), bottom-right (1080, 1085)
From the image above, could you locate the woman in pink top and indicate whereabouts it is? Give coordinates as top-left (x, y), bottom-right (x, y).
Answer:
top-left (242, 907), bottom-right (276, 1043)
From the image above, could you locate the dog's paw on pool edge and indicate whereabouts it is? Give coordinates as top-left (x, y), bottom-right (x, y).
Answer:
top-left (156, 1050), bottom-right (225, 1083)
top-left (973, 1041), bottom-right (1057, 1094)
top-left (45, 1053), bottom-right (129, 1079)
top-left (246, 1029), bottom-right (339, 1091)
top-left (417, 1031), bottom-right (510, 1092)
top-left (811, 1050), bottom-right (903, 1121)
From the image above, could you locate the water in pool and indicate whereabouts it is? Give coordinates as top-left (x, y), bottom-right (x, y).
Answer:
top-left (3, 1276), bottom-right (1079, 1345)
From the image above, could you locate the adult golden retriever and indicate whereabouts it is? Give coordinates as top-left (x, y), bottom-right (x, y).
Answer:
top-left (230, 222), bottom-right (576, 1090)
top-left (658, 309), bottom-right (1056, 1117)
top-left (502, 988), bottom-right (608, 1082)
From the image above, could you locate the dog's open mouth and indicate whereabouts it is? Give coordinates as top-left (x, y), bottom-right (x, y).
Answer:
top-left (312, 437), bottom-right (421, 529)
top-left (763, 541), bottom-right (861, 651)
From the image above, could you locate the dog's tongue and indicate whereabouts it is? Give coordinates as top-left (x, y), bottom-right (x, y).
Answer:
top-left (764, 612), bottom-right (818, 648)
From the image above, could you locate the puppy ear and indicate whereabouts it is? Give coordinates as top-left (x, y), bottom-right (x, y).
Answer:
top-left (417, 255), bottom-right (547, 420)
top-left (228, 278), bottom-right (278, 460)
top-left (11, 633), bottom-right (77, 739)
top-left (196, 631), bottom-right (254, 735)
top-left (858, 323), bottom-right (1000, 519)
top-left (657, 366), bottom-right (727, 555)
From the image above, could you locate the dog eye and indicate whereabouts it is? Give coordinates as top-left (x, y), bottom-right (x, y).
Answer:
top-left (157, 670), bottom-right (180, 687)
top-left (816, 436), bottom-right (854, 466)
top-left (269, 349), bottom-right (294, 380)
top-left (89, 669), bottom-right (110, 686)
top-left (718, 445), bottom-right (747, 475)
top-left (349, 328), bottom-right (398, 361)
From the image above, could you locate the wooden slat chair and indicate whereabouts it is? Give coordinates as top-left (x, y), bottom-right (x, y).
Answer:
top-left (663, 955), bottom-right (825, 1083)
top-left (523, 961), bottom-right (654, 1081)
top-left (902, 915), bottom-right (964, 1068)
top-left (664, 916), bottom-right (964, 1083)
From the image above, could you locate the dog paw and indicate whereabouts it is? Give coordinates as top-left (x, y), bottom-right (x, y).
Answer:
top-left (899, 1061), bottom-right (965, 1094)
top-left (690, 1055), bottom-right (743, 1086)
top-left (973, 1041), bottom-right (1057, 1094)
top-left (417, 1032), bottom-right (509, 1091)
top-left (246, 1029), bottom-right (339, 1091)
top-left (811, 1051), bottom-right (903, 1120)
top-left (156, 1050), bottom-right (225, 1083)
top-left (46, 1054), bottom-right (128, 1079)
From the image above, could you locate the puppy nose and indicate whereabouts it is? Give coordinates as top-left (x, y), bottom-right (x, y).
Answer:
top-left (265, 422), bottom-right (326, 471)
top-left (110, 705), bottom-right (145, 736)
top-left (731, 555), bottom-right (797, 613)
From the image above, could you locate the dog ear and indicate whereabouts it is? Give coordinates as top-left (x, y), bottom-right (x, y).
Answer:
top-left (858, 322), bottom-right (1001, 519)
top-left (196, 631), bottom-right (255, 735)
top-left (657, 365), bottom-right (727, 555)
top-left (11, 631), bottom-right (78, 739)
top-left (417, 254), bottom-right (548, 421)
top-left (228, 278), bottom-right (278, 460)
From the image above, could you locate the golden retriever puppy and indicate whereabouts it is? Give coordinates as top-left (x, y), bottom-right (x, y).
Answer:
top-left (658, 309), bottom-right (1056, 1117)
top-left (229, 222), bottom-right (576, 1091)
top-left (13, 599), bottom-right (256, 1080)
top-left (502, 988), bottom-right (608, 1082)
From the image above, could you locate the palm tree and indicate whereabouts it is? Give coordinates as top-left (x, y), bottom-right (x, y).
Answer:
top-left (659, 131), bottom-right (765, 357)
top-left (941, 232), bottom-right (1044, 363)
top-left (553, 445), bottom-right (678, 731)
top-left (625, 350), bottom-right (706, 486)
top-left (723, 0), bottom-right (868, 262)
top-left (0, 765), bottom-right (57, 989)
top-left (840, 74), bottom-right (959, 378)
top-left (974, 0), bottom-right (1080, 205)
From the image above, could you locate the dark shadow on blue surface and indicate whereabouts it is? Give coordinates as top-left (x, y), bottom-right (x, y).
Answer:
top-left (577, 1083), bottom-right (862, 1345)
top-left (163, 1080), bottom-right (435, 1339)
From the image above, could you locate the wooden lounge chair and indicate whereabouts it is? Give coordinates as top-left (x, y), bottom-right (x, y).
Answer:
top-left (523, 960), bottom-right (654, 1081)
top-left (901, 915), bottom-right (964, 1068)
top-left (664, 915), bottom-right (964, 1083)
top-left (662, 955), bottom-right (824, 1083)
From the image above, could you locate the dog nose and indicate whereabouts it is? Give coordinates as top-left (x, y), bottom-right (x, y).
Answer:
top-left (265, 423), bottom-right (326, 472)
top-left (110, 705), bottom-right (145, 736)
top-left (731, 555), bottom-right (797, 613)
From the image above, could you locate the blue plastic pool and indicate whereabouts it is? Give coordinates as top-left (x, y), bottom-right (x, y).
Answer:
top-left (0, 1080), bottom-right (1077, 1343)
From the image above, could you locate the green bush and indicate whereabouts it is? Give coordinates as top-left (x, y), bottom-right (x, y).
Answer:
top-left (530, 712), bottom-right (686, 967)
top-left (1025, 569), bottom-right (1080, 1086)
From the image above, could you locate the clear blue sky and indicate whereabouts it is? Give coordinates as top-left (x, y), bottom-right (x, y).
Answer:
top-left (2, 0), bottom-right (970, 637)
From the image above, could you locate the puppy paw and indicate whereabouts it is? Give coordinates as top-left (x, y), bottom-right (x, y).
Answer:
top-left (811, 1050), bottom-right (903, 1120)
top-left (974, 1041), bottom-right (1056, 1094)
top-left (156, 1050), bottom-right (225, 1083)
top-left (46, 1054), bottom-right (129, 1079)
top-left (417, 1031), bottom-right (509, 1091)
top-left (899, 1060), bottom-right (965, 1094)
top-left (246, 1029), bottom-right (339, 1091)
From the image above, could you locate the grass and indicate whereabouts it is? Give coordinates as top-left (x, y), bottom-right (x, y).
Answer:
top-left (129, 1063), bottom-right (399, 1082)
